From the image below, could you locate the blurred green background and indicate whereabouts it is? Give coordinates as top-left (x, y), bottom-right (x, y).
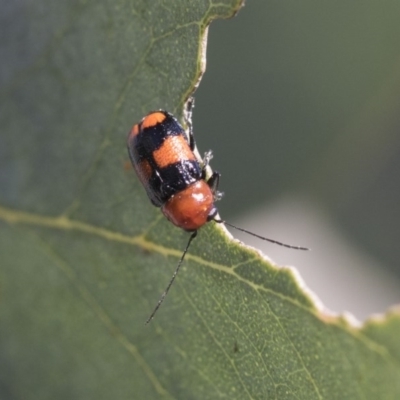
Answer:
top-left (193, 1), bottom-right (400, 272)
top-left (192, 1), bottom-right (400, 318)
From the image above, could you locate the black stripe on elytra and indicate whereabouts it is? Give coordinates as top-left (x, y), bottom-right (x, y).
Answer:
top-left (147, 159), bottom-right (202, 206)
top-left (131, 112), bottom-right (187, 163)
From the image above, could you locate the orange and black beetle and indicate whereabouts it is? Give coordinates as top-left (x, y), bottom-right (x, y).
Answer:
top-left (127, 100), bottom-right (308, 323)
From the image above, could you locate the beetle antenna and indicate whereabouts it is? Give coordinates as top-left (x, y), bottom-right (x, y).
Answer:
top-left (214, 219), bottom-right (309, 251)
top-left (145, 230), bottom-right (198, 324)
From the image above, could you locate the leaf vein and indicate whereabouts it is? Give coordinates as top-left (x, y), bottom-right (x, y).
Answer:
top-left (0, 203), bottom-right (397, 370)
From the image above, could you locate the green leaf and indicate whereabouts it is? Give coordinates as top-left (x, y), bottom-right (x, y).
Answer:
top-left (1, 1), bottom-right (400, 399)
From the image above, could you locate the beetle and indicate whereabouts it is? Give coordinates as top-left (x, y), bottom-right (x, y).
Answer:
top-left (127, 99), bottom-right (308, 323)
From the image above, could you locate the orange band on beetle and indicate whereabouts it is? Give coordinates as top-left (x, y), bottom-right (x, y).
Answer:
top-left (141, 112), bottom-right (166, 129)
top-left (138, 159), bottom-right (153, 181)
top-left (129, 124), bottom-right (140, 139)
top-left (133, 159), bottom-right (153, 188)
top-left (153, 135), bottom-right (196, 168)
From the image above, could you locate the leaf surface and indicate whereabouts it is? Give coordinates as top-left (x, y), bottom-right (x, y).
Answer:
top-left (1, 1), bottom-right (400, 399)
